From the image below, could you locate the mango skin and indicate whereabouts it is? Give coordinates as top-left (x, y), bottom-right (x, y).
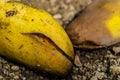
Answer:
top-left (66, 0), bottom-right (120, 49)
top-left (0, 1), bottom-right (74, 76)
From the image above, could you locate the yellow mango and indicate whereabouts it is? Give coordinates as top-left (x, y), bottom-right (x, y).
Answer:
top-left (0, 0), bottom-right (74, 76)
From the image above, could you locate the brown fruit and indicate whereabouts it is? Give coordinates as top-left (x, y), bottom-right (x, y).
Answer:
top-left (66, 0), bottom-right (120, 49)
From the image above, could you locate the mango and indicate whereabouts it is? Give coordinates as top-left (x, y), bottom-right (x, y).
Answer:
top-left (66, 0), bottom-right (120, 49)
top-left (0, 0), bottom-right (74, 76)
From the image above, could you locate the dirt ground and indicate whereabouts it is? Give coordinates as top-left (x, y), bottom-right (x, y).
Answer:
top-left (0, 0), bottom-right (120, 80)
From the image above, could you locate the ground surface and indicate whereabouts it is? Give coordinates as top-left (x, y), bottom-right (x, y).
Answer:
top-left (0, 0), bottom-right (120, 80)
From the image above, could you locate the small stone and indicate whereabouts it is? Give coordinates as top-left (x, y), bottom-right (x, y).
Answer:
top-left (113, 46), bottom-right (120, 54)
top-left (74, 54), bottom-right (82, 67)
top-left (72, 75), bottom-right (78, 80)
top-left (118, 75), bottom-right (120, 80)
top-left (77, 75), bottom-right (81, 79)
top-left (110, 65), bottom-right (120, 74)
top-left (90, 76), bottom-right (97, 80)
top-left (91, 71), bottom-right (106, 80)
top-left (9, 73), bottom-right (15, 77)
top-left (22, 77), bottom-right (26, 80)
top-left (14, 75), bottom-right (19, 79)
top-left (106, 51), bottom-right (117, 58)
top-left (50, 0), bottom-right (57, 4)
top-left (4, 64), bottom-right (10, 69)
top-left (69, 5), bottom-right (75, 10)
top-left (72, 67), bottom-right (79, 74)
top-left (117, 58), bottom-right (120, 63)
top-left (11, 66), bottom-right (19, 71)
top-left (96, 72), bottom-right (106, 79)
top-left (65, 0), bottom-right (71, 4)
top-left (82, 76), bottom-right (86, 80)
top-left (53, 14), bottom-right (62, 19)
top-left (84, 63), bottom-right (92, 69)
top-left (0, 75), bottom-right (3, 79)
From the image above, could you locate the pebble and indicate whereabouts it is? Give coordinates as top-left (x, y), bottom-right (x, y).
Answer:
top-left (90, 71), bottom-right (106, 80)
top-left (0, 75), bottom-right (3, 79)
top-left (4, 64), bottom-right (10, 69)
top-left (113, 46), bottom-right (120, 54)
top-left (69, 5), bottom-right (75, 10)
top-left (84, 63), bottom-right (93, 69)
top-left (72, 67), bottom-right (79, 74)
top-left (74, 54), bottom-right (82, 67)
top-left (9, 73), bottom-right (15, 77)
top-left (53, 14), bottom-right (62, 19)
top-left (72, 75), bottom-right (78, 80)
top-left (11, 66), bottom-right (19, 71)
top-left (110, 65), bottom-right (120, 74)
top-left (90, 76), bottom-right (97, 80)
top-left (118, 75), bottom-right (120, 80)
top-left (14, 75), bottom-right (19, 79)
top-left (65, 0), bottom-right (72, 4)
top-left (50, 0), bottom-right (57, 4)
top-left (106, 51), bottom-right (117, 58)
top-left (21, 77), bottom-right (26, 80)
top-left (117, 58), bottom-right (120, 63)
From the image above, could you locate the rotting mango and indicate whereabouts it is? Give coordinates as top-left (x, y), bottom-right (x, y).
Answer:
top-left (65, 0), bottom-right (120, 49)
top-left (0, 0), bottom-right (74, 76)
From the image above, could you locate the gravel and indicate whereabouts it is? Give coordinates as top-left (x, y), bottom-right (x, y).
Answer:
top-left (1, 0), bottom-right (120, 80)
